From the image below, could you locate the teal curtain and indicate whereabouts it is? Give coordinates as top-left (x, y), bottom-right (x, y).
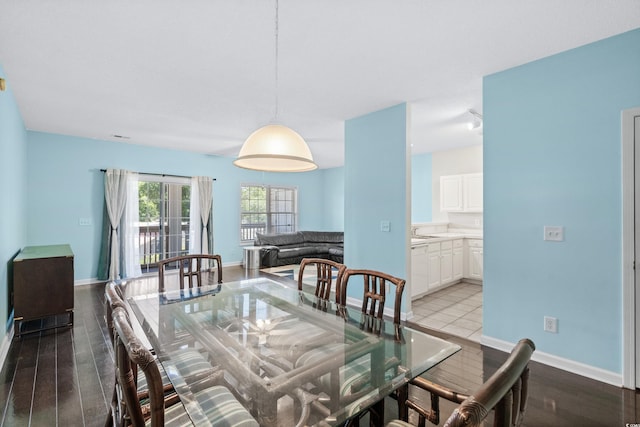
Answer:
top-left (97, 202), bottom-right (111, 281)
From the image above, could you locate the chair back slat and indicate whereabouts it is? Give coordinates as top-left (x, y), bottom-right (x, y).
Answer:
top-left (342, 269), bottom-right (406, 325)
top-left (298, 258), bottom-right (346, 303)
top-left (157, 254), bottom-right (223, 292)
top-left (510, 377), bottom-right (522, 426)
top-left (493, 389), bottom-right (513, 427)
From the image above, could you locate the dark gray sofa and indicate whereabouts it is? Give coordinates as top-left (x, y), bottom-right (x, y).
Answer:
top-left (254, 231), bottom-right (344, 267)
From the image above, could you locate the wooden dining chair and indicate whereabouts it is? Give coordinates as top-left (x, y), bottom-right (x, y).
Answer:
top-left (112, 305), bottom-right (172, 426)
top-left (298, 257), bottom-right (347, 304)
top-left (294, 269), bottom-right (406, 426)
top-left (263, 258), bottom-right (346, 363)
top-left (388, 338), bottom-right (536, 427)
top-left (341, 268), bottom-right (406, 325)
top-left (157, 254), bottom-right (223, 293)
top-left (105, 282), bottom-right (176, 427)
top-left (342, 269), bottom-right (407, 425)
top-left (111, 306), bottom-right (259, 427)
top-left (104, 282), bottom-right (220, 427)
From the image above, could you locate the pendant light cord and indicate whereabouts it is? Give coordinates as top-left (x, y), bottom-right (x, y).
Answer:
top-left (274, 0), bottom-right (280, 121)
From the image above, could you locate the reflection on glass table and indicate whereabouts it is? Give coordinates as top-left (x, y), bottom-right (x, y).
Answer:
top-left (123, 275), bottom-right (460, 427)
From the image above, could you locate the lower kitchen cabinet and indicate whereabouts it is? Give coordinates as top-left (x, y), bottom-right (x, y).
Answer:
top-left (411, 245), bottom-right (429, 298)
top-left (466, 239), bottom-right (483, 281)
top-left (427, 243), bottom-right (442, 291)
top-left (439, 241), bottom-right (453, 284)
top-left (411, 239), bottom-right (466, 299)
top-left (452, 239), bottom-right (464, 281)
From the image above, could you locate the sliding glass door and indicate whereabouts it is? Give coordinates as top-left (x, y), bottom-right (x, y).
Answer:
top-left (138, 177), bottom-right (191, 273)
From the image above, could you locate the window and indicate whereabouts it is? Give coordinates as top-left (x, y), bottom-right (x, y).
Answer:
top-left (138, 175), bottom-right (192, 273)
top-left (240, 185), bottom-right (297, 242)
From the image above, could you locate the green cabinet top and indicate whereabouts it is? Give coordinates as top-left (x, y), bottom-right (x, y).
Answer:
top-left (15, 244), bottom-right (74, 261)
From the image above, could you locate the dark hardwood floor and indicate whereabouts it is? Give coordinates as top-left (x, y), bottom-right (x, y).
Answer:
top-left (0, 266), bottom-right (638, 426)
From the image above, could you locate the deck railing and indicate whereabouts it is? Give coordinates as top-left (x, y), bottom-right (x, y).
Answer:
top-left (138, 223), bottom-right (190, 271)
top-left (138, 223), bottom-right (267, 269)
top-left (240, 223), bottom-right (266, 242)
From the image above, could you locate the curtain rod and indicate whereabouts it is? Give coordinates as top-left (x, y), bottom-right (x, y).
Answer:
top-left (100, 169), bottom-right (216, 181)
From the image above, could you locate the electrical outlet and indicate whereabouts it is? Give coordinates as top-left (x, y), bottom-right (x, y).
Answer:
top-left (543, 226), bottom-right (564, 241)
top-left (544, 316), bottom-right (558, 333)
top-left (380, 220), bottom-right (390, 232)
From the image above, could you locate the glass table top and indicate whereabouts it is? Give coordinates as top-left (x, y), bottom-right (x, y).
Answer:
top-left (122, 273), bottom-right (460, 426)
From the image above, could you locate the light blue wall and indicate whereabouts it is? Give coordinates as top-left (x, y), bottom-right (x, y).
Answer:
top-left (483, 28), bottom-right (640, 373)
top-left (0, 65), bottom-right (28, 336)
top-left (26, 132), bottom-right (327, 281)
top-left (344, 103), bottom-right (409, 310)
top-left (411, 152), bottom-right (432, 223)
top-left (320, 156), bottom-right (431, 230)
top-left (321, 166), bottom-right (345, 231)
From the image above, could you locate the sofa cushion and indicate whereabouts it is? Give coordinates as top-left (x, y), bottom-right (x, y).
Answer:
top-left (299, 231), bottom-right (344, 244)
top-left (255, 232), bottom-right (304, 246)
top-left (328, 247), bottom-right (344, 256)
top-left (278, 246), bottom-right (324, 259)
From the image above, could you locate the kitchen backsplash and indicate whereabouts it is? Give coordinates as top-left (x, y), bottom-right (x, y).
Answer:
top-left (447, 212), bottom-right (483, 229)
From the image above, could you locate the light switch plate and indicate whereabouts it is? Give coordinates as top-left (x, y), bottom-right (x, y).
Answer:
top-left (543, 226), bottom-right (563, 241)
top-left (380, 220), bottom-right (390, 232)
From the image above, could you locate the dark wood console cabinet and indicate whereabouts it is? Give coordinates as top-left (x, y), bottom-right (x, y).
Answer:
top-left (13, 244), bottom-right (74, 337)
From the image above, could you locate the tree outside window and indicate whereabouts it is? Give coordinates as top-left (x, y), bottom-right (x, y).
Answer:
top-left (138, 180), bottom-right (191, 271)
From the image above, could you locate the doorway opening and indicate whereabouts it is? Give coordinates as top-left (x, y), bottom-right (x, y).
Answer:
top-left (621, 107), bottom-right (640, 388)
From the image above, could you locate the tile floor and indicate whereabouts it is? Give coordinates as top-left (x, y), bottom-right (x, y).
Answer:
top-left (410, 282), bottom-right (483, 342)
top-left (263, 264), bottom-right (484, 343)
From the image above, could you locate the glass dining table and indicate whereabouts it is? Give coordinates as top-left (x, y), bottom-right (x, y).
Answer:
top-left (120, 272), bottom-right (460, 427)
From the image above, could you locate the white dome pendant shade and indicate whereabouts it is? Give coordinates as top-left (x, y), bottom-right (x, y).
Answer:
top-left (233, 124), bottom-right (317, 172)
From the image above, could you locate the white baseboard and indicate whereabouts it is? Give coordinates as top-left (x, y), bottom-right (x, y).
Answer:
top-left (0, 325), bottom-right (15, 374)
top-left (74, 277), bottom-right (106, 287)
top-left (481, 335), bottom-right (623, 387)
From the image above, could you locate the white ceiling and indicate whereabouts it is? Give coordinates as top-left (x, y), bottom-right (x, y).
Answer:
top-left (1, 1), bottom-right (639, 169)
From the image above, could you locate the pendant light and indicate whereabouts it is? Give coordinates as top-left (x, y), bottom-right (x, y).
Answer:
top-left (234, 0), bottom-right (317, 172)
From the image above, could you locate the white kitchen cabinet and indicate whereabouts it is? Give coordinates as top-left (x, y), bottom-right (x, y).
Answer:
top-left (467, 239), bottom-right (483, 281)
top-left (440, 176), bottom-right (463, 211)
top-left (452, 239), bottom-right (464, 281)
top-left (427, 243), bottom-right (441, 291)
top-left (427, 240), bottom-right (464, 293)
top-left (439, 240), bottom-right (453, 284)
top-left (411, 244), bottom-right (429, 298)
top-left (411, 237), bottom-right (476, 299)
top-left (440, 173), bottom-right (483, 212)
top-left (463, 173), bottom-right (483, 212)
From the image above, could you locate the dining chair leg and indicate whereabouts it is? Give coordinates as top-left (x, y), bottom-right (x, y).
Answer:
top-left (369, 399), bottom-right (384, 426)
top-left (104, 385), bottom-right (118, 427)
top-left (397, 384), bottom-right (409, 421)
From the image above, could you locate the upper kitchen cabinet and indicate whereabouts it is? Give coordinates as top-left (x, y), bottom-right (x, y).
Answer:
top-left (440, 173), bottom-right (483, 212)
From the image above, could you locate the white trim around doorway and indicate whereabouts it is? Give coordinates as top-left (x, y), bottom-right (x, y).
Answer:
top-left (622, 106), bottom-right (640, 389)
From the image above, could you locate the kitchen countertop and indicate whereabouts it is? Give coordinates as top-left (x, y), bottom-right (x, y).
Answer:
top-left (411, 232), bottom-right (483, 247)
